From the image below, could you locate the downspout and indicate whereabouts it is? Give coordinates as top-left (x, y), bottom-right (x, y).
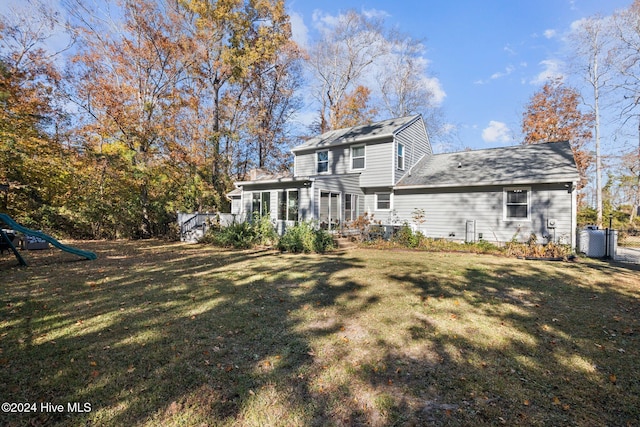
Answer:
top-left (571, 181), bottom-right (577, 250)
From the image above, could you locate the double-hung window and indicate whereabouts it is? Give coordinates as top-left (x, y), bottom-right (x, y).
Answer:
top-left (317, 150), bottom-right (329, 173)
top-left (351, 145), bottom-right (365, 170)
top-left (376, 193), bottom-right (391, 210)
top-left (504, 187), bottom-right (530, 220)
top-left (397, 143), bottom-right (405, 170)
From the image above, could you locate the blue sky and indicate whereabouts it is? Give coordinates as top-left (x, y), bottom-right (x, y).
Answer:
top-left (287, 0), bottom-right (634, 151)
top-left (1, 0), bottom-right (635, 152)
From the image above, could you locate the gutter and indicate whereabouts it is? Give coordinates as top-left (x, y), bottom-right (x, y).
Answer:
top-left (234, 176), bottom-right (314, 186)
top-left (394, 177), bottom-right (580, 190)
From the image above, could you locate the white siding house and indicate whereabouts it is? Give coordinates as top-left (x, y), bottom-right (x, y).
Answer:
top-left (230, 115), bottom-right (580, 248)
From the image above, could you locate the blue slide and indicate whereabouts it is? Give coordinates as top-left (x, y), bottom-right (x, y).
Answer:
top-left (0, 213), bottom-right (97, 261)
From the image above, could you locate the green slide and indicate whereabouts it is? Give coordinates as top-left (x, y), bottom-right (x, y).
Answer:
top-left (0, 213), bottom-right (97, 261)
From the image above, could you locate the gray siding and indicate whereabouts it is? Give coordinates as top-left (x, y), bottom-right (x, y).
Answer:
top-left (294, 146), bottom-right (350, 176)
top-left (293, 140), bottom-right (395, 188)
top-left (358, 141), bottom-right (394, 187)
top-left (363, 188), bottom-right (397, 224)
top-left (312, 175), bottom-right (364, 221)
top-left (394, 119), bottom-right (432, 183)
top-left (393, 183), bottom-right (574, 244)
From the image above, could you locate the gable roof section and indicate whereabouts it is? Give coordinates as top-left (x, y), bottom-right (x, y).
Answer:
top-left (397, 141), bottom-right (579, 189)
top-left (291, 114), bottom-right (421, 153)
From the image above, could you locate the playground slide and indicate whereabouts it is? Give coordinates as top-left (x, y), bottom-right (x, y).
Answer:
top-left (0, 213), bottom-right (97, 260)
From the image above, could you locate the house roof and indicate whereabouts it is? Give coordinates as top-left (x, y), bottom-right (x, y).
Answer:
top-left (291, 114), bottom-right (421, 153)
top-left (396, 141), bottom-right (580, 189)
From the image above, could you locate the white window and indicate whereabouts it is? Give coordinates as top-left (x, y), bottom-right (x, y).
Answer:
top-left (252, 192), bottom-right (270, 216)
top-left (278, 190), bottom-right (299, 221)
top-left (351, 145), bottom-right (365, 170)
top-left (397, 143), bottom-right (405, 170)
top-left (317, 150), bottom-right (329, 173)
top-left (344, 194), bottom-right (359, 221)
top-left (376, 193), bottom-right (391, 210)
top-left (504, 187), bottom-right (530, 220)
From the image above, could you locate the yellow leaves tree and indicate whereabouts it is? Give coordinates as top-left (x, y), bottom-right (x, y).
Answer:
top-left (181, 0), bottom-right (293, 196)
top-left (0, 3), bottom-right (75, 223)
top-left (521, 78), bottom-right (595, 200)
top-left (333, 86), bottom-right (377, 130)
top-left (68, 0), bottom-right (191, 236)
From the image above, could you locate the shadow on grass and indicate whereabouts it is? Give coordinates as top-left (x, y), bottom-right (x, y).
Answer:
top-left (1, 244), bottom-right (639, 426)
top-left (373, 257), bottom-right (640, 425)
top-left (0, 241), bottom-right (373, 426)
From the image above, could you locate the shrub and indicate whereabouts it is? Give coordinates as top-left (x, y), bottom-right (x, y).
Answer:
top-left (392, 223), bottom-right (422, 248)
top-left (277, 221), bottom-right (335, 253)
top-left (251, 213), bottom-right (278, 246)
top-left (201, 213), bottom-right (277, 249)
top-left (204, 221), bottom-right (256, 249)
top-left (314, 228), bottom-right (335, 253)
top-left (504, 233), bottom-right (572, 259)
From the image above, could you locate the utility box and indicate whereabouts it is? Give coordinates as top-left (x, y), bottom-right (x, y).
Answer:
top-left (578, 229), bottom-right (617, 258)
top-left (465, 220), bottom-right (476, 243)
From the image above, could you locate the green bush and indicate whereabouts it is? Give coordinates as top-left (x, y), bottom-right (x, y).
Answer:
top-left (201, 213), bottom-right (277, 249)
top-left (277, 222), bottom-right (335, 253)
top-left (392, 223), bottom-right (422, 248)
top-left (251, 213), bottom-right (278, 246)
top-left (313, 228), bottom-right (335, 253)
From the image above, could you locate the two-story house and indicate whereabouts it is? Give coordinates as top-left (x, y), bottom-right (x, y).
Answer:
top-left (229, 114), bottom-right (580, 247)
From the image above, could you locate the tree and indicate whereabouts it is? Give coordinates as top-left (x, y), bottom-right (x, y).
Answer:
top-left (181, 0), bottom-right (293, 197)
top-left (570, 16), bottom-right (616, 226)
top-left (66, 0), bottom-right (190, 237)
top-left (240, 41), bottom-right (304, 174)
top-left (521, 78), bottom-right (594, 198)
top-left (332, 85), bottom-right (377, 129)
top-left (611, 0), bottom-right (640, 224)
top-left (306, 10), bottom-right (387, 132)
top-left (0, 2), bottom-right (76, 224)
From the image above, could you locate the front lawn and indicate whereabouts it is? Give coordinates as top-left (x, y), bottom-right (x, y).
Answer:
top-left (1, 241), bottom-right (639, 426)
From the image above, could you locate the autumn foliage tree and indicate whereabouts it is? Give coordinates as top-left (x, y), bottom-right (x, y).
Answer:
top-left (333, 85), bottom-right (378, 130)
top-left (0, 4), bottom-right (76, 227)
top-left (522, 78), bottom-right (595, 197)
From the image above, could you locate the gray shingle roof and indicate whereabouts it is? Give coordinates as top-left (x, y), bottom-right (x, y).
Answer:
top-left (397, 141), bottom-right (579, 188)
top-left (291, 115), bottom-right (421, 152)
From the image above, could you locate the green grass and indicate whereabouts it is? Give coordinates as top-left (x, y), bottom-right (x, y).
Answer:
top-left (1, 241), bottom-right (639, 426)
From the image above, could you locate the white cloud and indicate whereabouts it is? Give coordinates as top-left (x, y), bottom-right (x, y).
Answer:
top-left (312, 8), bottom-right (389, 35)
top-left (289, 11), bottom-right (309, 48)
top-left (422, 76), bottom-right (446, 106)
top-left (543, 29), bottom-right (557, 39)
top-left (482, 121), bottom-right (512, 143)
top-left (530, 59), bottom-right (564, 85)
top-left (570, 17), bottom-right (588, 32)
top-left (490, 65), bottom-right (515, 80)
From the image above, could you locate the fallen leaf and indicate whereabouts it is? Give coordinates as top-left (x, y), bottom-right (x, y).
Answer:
top-left (609, 374), bottom-right (617, 384)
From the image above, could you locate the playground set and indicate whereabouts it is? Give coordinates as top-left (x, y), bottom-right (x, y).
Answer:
top-left (0, 213), bottom-right (97, 266)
